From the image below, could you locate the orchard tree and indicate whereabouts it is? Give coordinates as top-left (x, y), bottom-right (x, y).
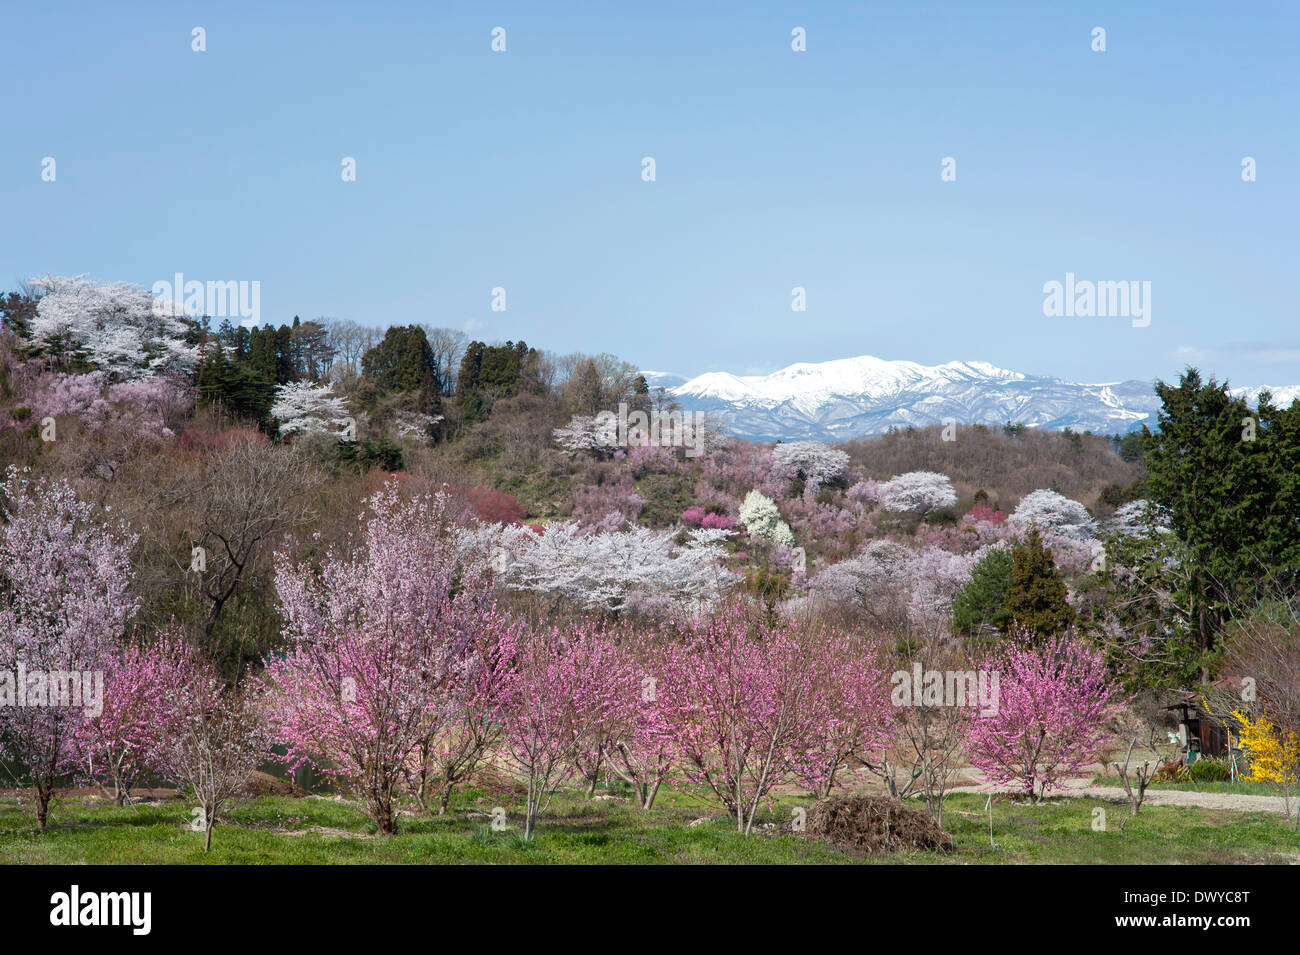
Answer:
top-left (879, 471), bottom-right (957, 517)
top-left (794, 631), bottom-right (890, 799)
top-left (663, 616), bottom-right (823, 834)
top-left (967, 634), bottom-right (1122, 802)
top-left (73, 633), bottom-right (193, 806)
top-left (408, 616), bottom-right (520, 815)
top-left (502, 626), bottom-right (622, 839)
top-left (603, 634), bottom-right (675, 810)
top-left (0, 468), bottom-right (137, 830)
top-left (267, 482), bottom-right (491, 834)
top-left (153, 659), bottom-right (269, 852)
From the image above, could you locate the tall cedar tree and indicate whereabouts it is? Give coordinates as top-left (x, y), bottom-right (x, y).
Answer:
top-left (1008, 524), bottom-right (1075, 639)
top-left (456, 339), bottom-right (538, 423)
top-left (952, 546), bottom-right (1015, 637)
top-left (1143, 370), bottom-right (1300, 658)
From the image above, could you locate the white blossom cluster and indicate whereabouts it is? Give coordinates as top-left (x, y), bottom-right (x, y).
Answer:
top-left (270, 381), bottom-right (351, 438)
top-left (29, 275), bottom-right (199, 379)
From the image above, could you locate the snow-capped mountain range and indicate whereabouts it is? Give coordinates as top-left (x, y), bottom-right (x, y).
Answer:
top-left (639, 356), bottom-right (1300, 443)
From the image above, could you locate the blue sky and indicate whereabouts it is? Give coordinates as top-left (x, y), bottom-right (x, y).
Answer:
top-left (3, 1), bottom-right (1297, 388)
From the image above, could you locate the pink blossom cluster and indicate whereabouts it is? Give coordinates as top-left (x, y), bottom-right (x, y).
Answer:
top-left (966, 633), bottom-right (1123, 801)
top-left (6, 365), bottom-right (192, 439)
top-left (681, 505), bottom-right (737, 530)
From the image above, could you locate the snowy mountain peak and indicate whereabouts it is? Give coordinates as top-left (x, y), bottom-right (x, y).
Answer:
top-left (646, 354), bottom-right (1148, 442)
top-left (640, 354), bottom-right (1299, 442)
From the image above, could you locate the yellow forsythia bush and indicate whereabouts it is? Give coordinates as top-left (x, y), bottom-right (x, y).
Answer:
top-left (1233, 710), bottom-right (1300, 787)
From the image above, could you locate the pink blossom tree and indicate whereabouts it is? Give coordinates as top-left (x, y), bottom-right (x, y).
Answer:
top-left (407, 614), bottom-right (521, 815)
top-left (662, 616), bottom-right (824, 834)
top-left (0, 467), bottom-right (137, 830)
top-left (793, 631), bottom-right (891, 798)
top-left (966, 634), bottom-right (1122, 802)
top-left (599, 633), bottom-right (675, 810)
top-left (502, 626), bottom-right (622, 839)
top-left (266, 482), bottom-right (491, 834)
top-left (71, 632), bottom-right (193, 806)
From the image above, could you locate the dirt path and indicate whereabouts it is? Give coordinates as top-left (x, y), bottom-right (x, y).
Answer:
top-left (948, 775), bottom-right (1296, 816)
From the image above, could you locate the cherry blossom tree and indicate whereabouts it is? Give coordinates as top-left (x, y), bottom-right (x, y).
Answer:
top-left (502, 522), bottom-right (735, 616)
top-left (72, 632), bottom-right (193, 806)
top-left (14, 369), bottom-right (192, 440)
top-left (907, 546), bottom-right (981, 628)
top-left (0, 467), bottom-right (137, 830)
top-left (1108, 499), bottom-right (1173, 537)
top-left (502, 626), bottom-right (622, 839)
top-left (1009, 489), bottom-right (1095, 541)
top-left (662, 616), bottom-right (823, 834)
top-left (553, 413), bottom-right (620, 457)
top-left (771, 441), bottom-right (850, 493)
top-left (879, 471), bottom-right (957, 516)
top-left (845, 480), bottom-right (881, 509)
top-left (966, 633), bottom-right (1122, 802)
top-left (269, 380), bottom-right (351, 438)
top-left (27, 275), bottom-right (198, 379)
top-left (795, 540), bottom-right (915, 631)
top-left (266, 482), bottom-right (490, 833)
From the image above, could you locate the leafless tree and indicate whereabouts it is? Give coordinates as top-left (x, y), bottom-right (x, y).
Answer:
top-left (155, 673), bottom-right (268, 852)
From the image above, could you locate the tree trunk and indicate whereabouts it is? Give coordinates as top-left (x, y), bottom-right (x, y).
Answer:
top-left (204, 820), bottom-right (214, 852)
top-left (35, 787), bottom-right (51, 831)
top-left (440, 784), bottom-right (453, 815)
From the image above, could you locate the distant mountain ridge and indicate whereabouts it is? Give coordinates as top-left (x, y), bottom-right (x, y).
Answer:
top-left (639, 356), bottom-right (1298, 443)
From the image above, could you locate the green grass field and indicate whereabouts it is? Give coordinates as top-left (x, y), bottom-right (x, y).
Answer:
top-left (1, 786), bottom-right (1296, 864)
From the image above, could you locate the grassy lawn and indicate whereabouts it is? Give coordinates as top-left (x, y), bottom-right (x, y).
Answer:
top-left (1, 786), bottom-right (1297, 864)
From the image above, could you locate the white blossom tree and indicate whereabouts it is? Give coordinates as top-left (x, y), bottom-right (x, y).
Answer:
top-left (737, 490), bottom-right (795, 547)
top-left (1108, 499), bottom-right (1173, 537)
top-left (497, 521), bottom-right (735, 615)
top-left (879, 471), bottom-right (957, 516)
top-left (771, 441), bottom-right (850, 492)
top-left (1009, 489), bottom-right (1095, 540)
top-left (553, 413), bottom-right (620, 457)
top-left (270, 381), bottom-right (351, 438)
top-left (28, 275), bottom-right (199, 379)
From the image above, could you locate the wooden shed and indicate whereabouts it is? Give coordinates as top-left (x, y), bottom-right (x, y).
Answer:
top-left (1164, 693), bottom-right (1229, 762)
